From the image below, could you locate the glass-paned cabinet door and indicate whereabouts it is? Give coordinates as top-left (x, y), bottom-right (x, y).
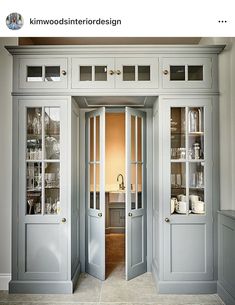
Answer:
top-left (162, 58), bottom-right (212, 89)
top-left (170, 106), bottom-right (207, 216)
top-left (25, 105), bottom-right (62, 215)
top-left (116, 58), bottom-right (158, 89)
top-left (19, 58), bottom-right (68, 90)
top-left (72, 58), bottom-right (115, 89)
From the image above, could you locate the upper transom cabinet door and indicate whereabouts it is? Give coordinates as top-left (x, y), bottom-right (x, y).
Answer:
top-left (18, 58), bottom-right (68, 89)
top-left (162, 58), bottom-right (212, 89)
top-left (115, 58), bottom-right (158, 89)
top-left (72, 58), bottom-right (115, 89)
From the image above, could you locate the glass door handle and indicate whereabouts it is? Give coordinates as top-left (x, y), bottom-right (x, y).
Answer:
top-left (128, 212), bottom-right (132, 217)
top-left (165, 217), bottom-right (170, 223)
top-left (61, 218), bottom-right (67, 223)
top-left (98, 212), bottom-right (102, 217)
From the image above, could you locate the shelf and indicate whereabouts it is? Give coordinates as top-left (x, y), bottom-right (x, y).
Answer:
top-left (171, 159), bottom-right (204, 162)
top-left (45, 186), bottom-right (60, 189)
top-left (27, 188), bottom-right (42, 192)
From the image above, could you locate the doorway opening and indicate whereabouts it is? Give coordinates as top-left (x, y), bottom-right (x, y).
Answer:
top-left (105, 112), bottom-right (125, 278)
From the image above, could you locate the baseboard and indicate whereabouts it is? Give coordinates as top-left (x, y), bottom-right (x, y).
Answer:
top-left (158, 280), bottom-right (217, 294)
top-left (9, 280), bottom-right (73, 294)
top-left (71, 262), bottom-right (81, 291)
top-left (0, 273), bottom-right (11, 290)
top-left (217, 281), bottom-right (235, 305)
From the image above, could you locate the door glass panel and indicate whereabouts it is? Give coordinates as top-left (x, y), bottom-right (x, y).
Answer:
top-left (96, 116), bottom-right (100, 161)
top-left (171, 162), bottom-right (186, 214)
top-left (188, 65), bottom-right (203, 81)
top-left (171, 108), bottom-right (186, 160)
top-left (26, 162), bottom-right (42, 214)
top-left (26, 108), bottom-right (42, 160)
top-left (137, 117), bottom-right (142, 162)
top-left (170, 66), bottom-right (185, 81)
top-left (95, 66), bottom-right (107, 81)
top-left (137, 164), bottom-right (142, 209)
top-left (189, 162), bottom-right (205, 214)
top-left (45, 66), bottom-right (60, 82)
top-left (123, 66), bottom-right (135, 81)
top-left (80, 66), bottom-right (92, 81)
top-left (131, 116), bottom-right (136, 162)
top-left (90, 117), bottom-right (94, 162)
top-left (188, 107), bottom-right (204, 160)
top-left (138, 66), bottom-right (150, 81)
top-left (27, 66), bottom-right (43, 82)
top-left (45, 162), bottom-right (60, 214)
top-left (45, 107), bottom-right (60, 160)
top-left (89, 164), bottom-right (94, 209)
top-left (131, 164), bottom-right (136, 209)
top-left (96, 164), bottom-right (100, 210)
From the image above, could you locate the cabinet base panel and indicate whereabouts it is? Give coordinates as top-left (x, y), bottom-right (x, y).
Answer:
top-left (157, 281), bottom-right (217, 294)
top-left (217, 281), bottom-right (235, 305)
top-left (9, 280), bottom-right (74, 294)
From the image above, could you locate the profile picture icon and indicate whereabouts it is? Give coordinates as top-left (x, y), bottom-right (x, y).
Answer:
top-left (6, 13), bottom-right (23, 30)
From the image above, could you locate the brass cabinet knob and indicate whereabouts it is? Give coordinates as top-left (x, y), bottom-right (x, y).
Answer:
top-left (98, 212), bottom-right (102, 217)
top-left (163, 70), bottom-right (169, 75)
top-left (128, 212), bottom-right (132, 217)
top-left (165, 217), bottom-right (170, 223)
top-left (109, 70), bottom-right (115, 75)
top-left (61, 218), bottom-right (67, 223)
top-left (61, 70), bottom-right (67, 76)
top-left (116, 70), bottom-right (121, 75)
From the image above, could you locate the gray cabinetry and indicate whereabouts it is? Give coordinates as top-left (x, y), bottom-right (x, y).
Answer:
top-left (105, 193), bottom-right (125, 233)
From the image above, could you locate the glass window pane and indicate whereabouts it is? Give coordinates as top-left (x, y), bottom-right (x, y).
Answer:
top-left (170, 66), bottom-right (185, 81)
top-left (171, 108), bottom-right (186, 160)
top-left (26, 162), bottom-right (42, 214)
top-left (96, 164), bottom-right (100, 210)
top-left (90, 117), bottom-right (94, 162)
top-left (45, 66), bottom-right (60, 82)
top-left (123, 66), bottom-right (135, 81)
top-left (138, 65), bottom-right (150, 81)
top-left (188, 107), bottom-right (204, 160)
top-left (95, 66), bottom-right (107, 81)
top-left (96, 116), bottom-right (100, 161)
top-left (89, 164), bottom-right (94, 209)
top-left (26, 108), bottom-right (42, 160)
top-left (131, 164), bottom-right (136, 210)
top-left (137, 117), bottom-right (142, 162)
top-left (189, 162), bottom-right (205, 214)
top-left (131, 116), bottom-right (136, 162)
top-left (45, 162), bottom-right (60, 214)
top-left (27, 66), bottom-right (43, 82)
top-left (188, 65), bottom-right (203, 81)
top-left (45, 107), bottom-right (60, 160)
top-left (80, 66), bottom-right (92, 81)
top-left (137, 164), bottom-right (142, 209)
top-left (171, 162), bottom-right (186, 214)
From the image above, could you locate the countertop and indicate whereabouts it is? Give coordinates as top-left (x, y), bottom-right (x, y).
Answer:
top-left (217, 210), bottom-right (235, 220)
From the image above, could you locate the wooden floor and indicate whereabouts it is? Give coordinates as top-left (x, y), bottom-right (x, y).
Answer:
top-left (105, 233), bottom-right (125, 278)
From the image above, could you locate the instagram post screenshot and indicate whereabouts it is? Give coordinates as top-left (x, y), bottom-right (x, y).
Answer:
top-left (0, 0), bottom-right (234, 304)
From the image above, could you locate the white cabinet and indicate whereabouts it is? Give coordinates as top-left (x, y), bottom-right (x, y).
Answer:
top-left (162, 58), bottom-right (212, 89)
top-left (18, 58), bottom-right (68, 89)
top-left (72, 57), bottom-right (158, 89)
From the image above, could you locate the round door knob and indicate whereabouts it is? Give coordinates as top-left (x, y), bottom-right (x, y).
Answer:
top-left (98, 212), bottom-right (102, 217)
top-left (109, 70), bottom-right (115, 75)
top-left (116, 70), bottom-right (121, 75)
top-left (163, 70), bottom-right (169, 75)
top-left (61, 70), bottom-right (67, 76)
top-left (128, 212), bottom-right (132, 217)
top-left (61, 218), bottom-right (67, 223)
top-left (165, 218), bottom-right (170, 223)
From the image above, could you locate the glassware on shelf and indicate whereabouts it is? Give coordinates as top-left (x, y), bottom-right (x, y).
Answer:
top-left (188, 108), bottom-right (202, 133)
top-left (193, 142), bottom-right (201, 159)
top-left (32, 108), bottom-right (42, 135)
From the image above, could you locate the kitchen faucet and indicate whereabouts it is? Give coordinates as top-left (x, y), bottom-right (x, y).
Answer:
top-left (117, 174), bottom-right (125, 190)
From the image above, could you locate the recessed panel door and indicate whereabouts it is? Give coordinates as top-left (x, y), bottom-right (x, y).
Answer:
top-left (85, 107), bottom-right (105, 280)
top-left (125, 107), bottom-right (147, 280)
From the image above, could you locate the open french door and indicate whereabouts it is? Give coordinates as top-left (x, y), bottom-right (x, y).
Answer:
top-left (85, 107), bottom-right (105, 280)
top-left (125, 107), bottom-right (147, 280)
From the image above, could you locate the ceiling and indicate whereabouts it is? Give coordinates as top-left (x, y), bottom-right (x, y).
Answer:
top-left (19, 37), bottom-right (201, 45)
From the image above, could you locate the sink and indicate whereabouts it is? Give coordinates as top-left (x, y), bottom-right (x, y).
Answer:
top-left (109, 191), bottom-right (135, 203)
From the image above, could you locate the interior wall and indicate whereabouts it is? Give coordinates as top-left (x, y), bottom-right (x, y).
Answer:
top-left (105, 113), bottom-right (125, 190)
top-left (200, 38), bottom-right (235, 210)
top-left (0, 37), bottom-right (18, 289)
